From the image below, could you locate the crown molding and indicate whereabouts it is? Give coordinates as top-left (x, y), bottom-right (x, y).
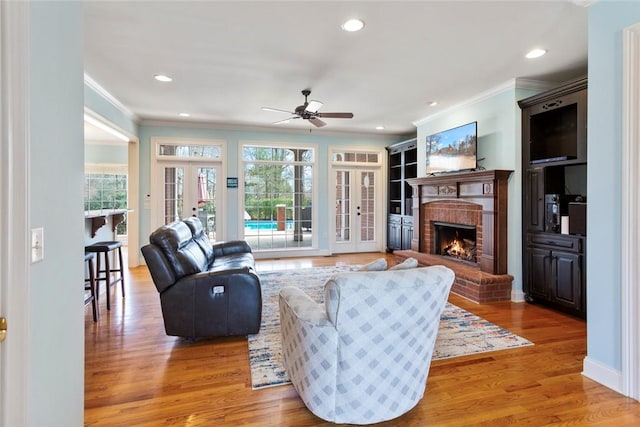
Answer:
top-left (139, 118), bottom-right (405, 140)
top-left (569, 0), bottom-right (598, 7)
top-left (84, 73), bottom-right (139, 122)
top-left (413, 78), bottom-right (558, 127)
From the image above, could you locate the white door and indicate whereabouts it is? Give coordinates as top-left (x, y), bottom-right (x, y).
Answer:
top-left (159, 163), bottom-right (220, 241)
top-left (332, 168), bottom-right (381, 253)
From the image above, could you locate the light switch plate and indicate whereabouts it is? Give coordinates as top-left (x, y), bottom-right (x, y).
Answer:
top-left (31, 227), bottom-right (44, 263)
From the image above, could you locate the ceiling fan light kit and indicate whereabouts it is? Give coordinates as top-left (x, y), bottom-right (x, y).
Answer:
top-left (263, 89), bottom-right (354, 128)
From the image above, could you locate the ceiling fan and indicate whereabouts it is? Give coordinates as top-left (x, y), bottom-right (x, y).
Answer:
top-left (262, 89), bottom-right (354, 128)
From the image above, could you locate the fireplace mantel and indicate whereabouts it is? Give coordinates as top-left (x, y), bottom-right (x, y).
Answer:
top-left (407, 169), bottom-right (512, 274)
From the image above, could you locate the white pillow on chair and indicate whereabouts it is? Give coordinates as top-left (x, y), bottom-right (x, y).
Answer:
top-left (388, 257), bottom-right (418, 270)
top-left (357, 258), bottom-right (387, 271)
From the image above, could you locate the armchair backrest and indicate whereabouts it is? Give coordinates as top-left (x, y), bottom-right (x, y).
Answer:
top-left (319, 266), bottom-right (454, 423)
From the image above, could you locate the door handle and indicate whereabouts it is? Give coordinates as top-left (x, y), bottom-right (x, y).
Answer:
top-left (0, 317), bottom-right (6, 343)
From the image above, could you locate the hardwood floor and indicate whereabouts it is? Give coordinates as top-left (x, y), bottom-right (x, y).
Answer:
top-left (85, 253), bottom-right (640, 426)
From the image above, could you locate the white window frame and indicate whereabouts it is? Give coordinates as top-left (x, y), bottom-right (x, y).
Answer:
top-left (239, 140), bottom-right (318, 256)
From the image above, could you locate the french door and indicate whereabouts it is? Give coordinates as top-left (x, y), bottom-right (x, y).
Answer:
top-left (332, 168), bottom-right (381, 253)
top-left (159, 163), bottom-right (220, 241)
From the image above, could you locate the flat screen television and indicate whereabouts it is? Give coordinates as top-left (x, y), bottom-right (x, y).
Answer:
top-left (425, 121), bottom-right (477, 174)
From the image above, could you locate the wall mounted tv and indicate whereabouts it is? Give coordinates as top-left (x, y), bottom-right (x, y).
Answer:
top-left (425, 121), bottom-right (477, 174)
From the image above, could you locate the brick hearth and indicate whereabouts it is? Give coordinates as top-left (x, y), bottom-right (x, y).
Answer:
top-left (394, 250), bottom-right (513, 303)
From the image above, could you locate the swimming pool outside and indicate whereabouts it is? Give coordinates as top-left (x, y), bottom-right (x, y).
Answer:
top-left (244, 220), bottom-right (294, 231)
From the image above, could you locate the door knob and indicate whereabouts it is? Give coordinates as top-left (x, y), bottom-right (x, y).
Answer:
top-left (0, 317), bottom-right (6, 343)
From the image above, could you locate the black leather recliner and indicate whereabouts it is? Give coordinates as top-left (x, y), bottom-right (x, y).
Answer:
top-left (141, 217), bottom-right (262, 338)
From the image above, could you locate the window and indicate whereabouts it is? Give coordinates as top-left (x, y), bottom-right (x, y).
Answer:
top-left (84, 165), bottom-right (128, 235)
top-left (157, 142), bottom-right (222, 160)
top-left (331, 150), bottom-right (380, 165)
top-left (242, 144), bottom-right (315, 251)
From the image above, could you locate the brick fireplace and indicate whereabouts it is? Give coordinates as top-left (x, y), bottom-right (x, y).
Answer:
top-left (395, 170), bottom-right (514, 303)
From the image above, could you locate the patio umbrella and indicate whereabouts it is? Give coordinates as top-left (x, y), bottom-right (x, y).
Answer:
top-left (198, 173), bottom-right (207, 206)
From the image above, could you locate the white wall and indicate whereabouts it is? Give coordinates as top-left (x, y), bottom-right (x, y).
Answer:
top-left (28, 2), bottom-right (84, 425)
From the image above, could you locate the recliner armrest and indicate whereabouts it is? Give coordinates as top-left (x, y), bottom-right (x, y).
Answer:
top-left (141, 244), bottom-right (176, 293)
top-left (212, 240), bottom-right (252, 258)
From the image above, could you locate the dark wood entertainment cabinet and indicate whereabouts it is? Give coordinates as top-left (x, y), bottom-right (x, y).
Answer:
top-left (386, 138), bottom-right (417, 251)
top-left (519, 77), bottom-right (587, 317)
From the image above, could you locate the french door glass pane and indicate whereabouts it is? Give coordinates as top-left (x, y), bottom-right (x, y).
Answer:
top-left (335, 171), bottom-right (351, 242)
top-left (360, 171), bottom-right (375, 242)
top-left (163, 167), bottom-right (184, 224)
top-left (197, 167), bottom-right (217, 241)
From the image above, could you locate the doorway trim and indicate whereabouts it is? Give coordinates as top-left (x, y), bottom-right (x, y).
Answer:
top-left (0, 1), bottom-right (30, 425)
top-left (149, 137), bottom-right (226, 243)
top-left (621, 22), bottom-right (640, 401)
top-left (84, 108), bottom-right (140, 267)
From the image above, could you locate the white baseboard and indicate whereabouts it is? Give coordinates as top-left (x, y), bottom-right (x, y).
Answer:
top-left (582, 356), bottom-right (624, 395)
top-left (511, 289), bottom-right (526, 302)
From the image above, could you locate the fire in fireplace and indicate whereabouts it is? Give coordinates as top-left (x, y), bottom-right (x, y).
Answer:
top-left (433, 221), bottom-right (477, 263)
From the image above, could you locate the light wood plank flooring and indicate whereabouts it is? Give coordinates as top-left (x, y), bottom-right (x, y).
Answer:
top-left (85, 253), bottom-right (640, 426)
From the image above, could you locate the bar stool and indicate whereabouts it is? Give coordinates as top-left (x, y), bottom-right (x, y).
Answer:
top-left (84, 251), bottom-right (99, 322)
top-left (85, 241), bottom-right (125, 310)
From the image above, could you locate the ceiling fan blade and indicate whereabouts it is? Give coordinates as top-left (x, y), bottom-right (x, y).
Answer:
top-left (317, 112), bottom-right (354, 119)
top-left (262, 107), bottom-right (294, 114)
top-left (272, 117), bottom-right (298, 125)
top-left (305, 100), bottom-right (323, 113)
top-left (309, 117), bottom-right (327, 128)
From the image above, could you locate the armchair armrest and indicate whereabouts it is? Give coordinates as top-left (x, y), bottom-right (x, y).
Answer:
top-left (278, 286), bottom-right (332, 327)
top-left (278, 286), bottom-right (338, 416)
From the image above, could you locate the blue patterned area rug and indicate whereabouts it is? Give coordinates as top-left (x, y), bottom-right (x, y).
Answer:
top-left (248, 265), bottom-right (533, 390)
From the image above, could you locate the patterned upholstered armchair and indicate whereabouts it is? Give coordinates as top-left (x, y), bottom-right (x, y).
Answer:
top-left (278, 266), bottom-right (454, 425)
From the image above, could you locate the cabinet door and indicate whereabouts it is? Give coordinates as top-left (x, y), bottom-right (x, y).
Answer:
top-left (401, 221), bottom-right (413, 250)
top-left (524, 169), bottom-right (544, 232)
top-left (525, 247), bottom-right (550, 299)
top-left (387, 217), bottom-right (401, 250)
top-left (551, 251), bottom-right (583, 310)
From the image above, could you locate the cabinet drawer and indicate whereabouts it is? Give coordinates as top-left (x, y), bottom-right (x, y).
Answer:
top-left (388, 215), bottom-right (402, 225)
top-left (527, 233), bottom-right (583, 252)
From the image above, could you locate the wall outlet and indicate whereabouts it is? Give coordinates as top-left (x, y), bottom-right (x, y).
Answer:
top-left (31, 227), bottom-right (44, 263)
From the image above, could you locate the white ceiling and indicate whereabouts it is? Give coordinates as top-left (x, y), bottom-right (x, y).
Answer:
top-left (83, 1), bottom-right (588, 136)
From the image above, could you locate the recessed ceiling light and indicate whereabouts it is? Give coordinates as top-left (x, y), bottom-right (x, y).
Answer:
top-left (376, 126), bottom-right (385, 130)
top-left (154, 74), bottom-right (173, 82)
top-left (525, 48), bottom-right (547, 59)
top-left (429, 101), bottom-right (438, 107)
top-left (342, 18), bottom-right (365, 32)
top-left (178, 112), bottom-right (190, 117)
